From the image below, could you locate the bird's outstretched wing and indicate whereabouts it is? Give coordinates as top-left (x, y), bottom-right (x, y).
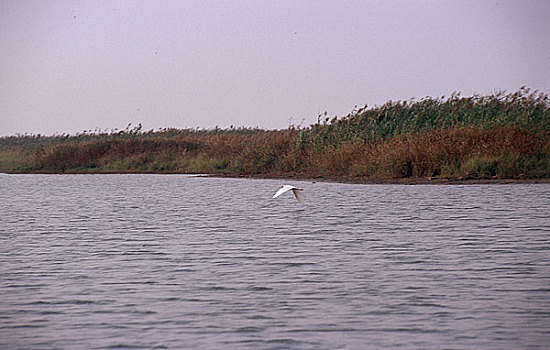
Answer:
top-left (291, 188), bottom-right (303, 203)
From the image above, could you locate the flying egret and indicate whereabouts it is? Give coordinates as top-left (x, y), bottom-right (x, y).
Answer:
top-left (273, 185), bottom-right (303, 203)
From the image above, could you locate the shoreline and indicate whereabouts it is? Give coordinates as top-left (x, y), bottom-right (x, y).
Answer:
top-left (2, 171), bottom-right (550, 185)
top-left (211, 173), bottom-right (550, 185)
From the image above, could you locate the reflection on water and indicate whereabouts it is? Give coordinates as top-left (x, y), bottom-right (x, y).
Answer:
top-left (1, 174), bottom-right (549, 349)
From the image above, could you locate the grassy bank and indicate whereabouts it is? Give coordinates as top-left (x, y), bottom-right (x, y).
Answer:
top-left (2, 88), bottom-right (549, 180)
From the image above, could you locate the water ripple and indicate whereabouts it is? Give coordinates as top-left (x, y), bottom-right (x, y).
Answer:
top-left (1, 175), bottom-right (549, 349)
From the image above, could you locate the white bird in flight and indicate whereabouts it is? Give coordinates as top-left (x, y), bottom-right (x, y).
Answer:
top-left (273, 185), bottom-right (303, 203)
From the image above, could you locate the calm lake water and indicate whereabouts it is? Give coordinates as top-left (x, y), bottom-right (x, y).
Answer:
top-left (1, 174), bottom-right (549, 349)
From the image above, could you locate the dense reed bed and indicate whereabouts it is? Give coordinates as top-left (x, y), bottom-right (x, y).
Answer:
top-left (2, 88), bottom-right (549, 180)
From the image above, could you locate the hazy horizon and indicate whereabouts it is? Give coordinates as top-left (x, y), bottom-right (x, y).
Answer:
top-left (1, 0), bottom-right (549, 136)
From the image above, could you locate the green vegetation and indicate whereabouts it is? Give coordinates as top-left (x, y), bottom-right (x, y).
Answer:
top-left (2, 87), bottom-right (549, 180)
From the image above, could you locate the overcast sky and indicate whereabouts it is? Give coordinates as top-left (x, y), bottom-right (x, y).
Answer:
top-left (1, 0), bottom-right (549, 135)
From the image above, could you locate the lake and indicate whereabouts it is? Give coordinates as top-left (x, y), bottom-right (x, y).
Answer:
top-left (1, 174), bottom-right (549, 349)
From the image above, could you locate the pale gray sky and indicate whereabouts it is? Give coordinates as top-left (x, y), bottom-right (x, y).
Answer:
top-left (1, 0), bottom-right (549, 135)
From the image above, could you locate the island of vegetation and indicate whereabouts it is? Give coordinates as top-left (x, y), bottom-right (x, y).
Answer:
top-left (1, 87), bottom-right (549, 183)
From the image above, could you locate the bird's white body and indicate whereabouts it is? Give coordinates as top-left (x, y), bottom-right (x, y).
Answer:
top-left (273, 185), bottom-right (303, 202)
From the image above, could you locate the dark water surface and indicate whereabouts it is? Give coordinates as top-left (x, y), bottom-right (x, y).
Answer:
top-left (1, 174), bottom-right (549, 349)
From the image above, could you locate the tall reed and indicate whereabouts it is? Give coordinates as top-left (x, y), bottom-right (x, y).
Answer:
top-left (1, 88), bottom-right (548, 179)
